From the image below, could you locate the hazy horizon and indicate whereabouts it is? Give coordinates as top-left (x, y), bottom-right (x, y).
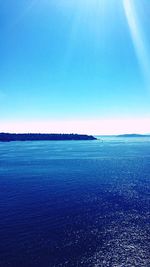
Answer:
top-left (1, 118), bottom-right (150, 135)
top-left (1, 132), bottom-right (150, 137)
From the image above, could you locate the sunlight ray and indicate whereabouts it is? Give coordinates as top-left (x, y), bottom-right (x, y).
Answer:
top-left (62, 0), bottom-right (107, 74)
top-left (123, 0), bottom-right (150, 88)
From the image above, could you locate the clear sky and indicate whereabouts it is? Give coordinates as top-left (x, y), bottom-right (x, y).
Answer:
top-left (1, 0), bottom-right (150, 134)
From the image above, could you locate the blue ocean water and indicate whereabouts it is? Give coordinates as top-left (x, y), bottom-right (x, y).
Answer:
top-left (0, 137), bottom-right (150, 267)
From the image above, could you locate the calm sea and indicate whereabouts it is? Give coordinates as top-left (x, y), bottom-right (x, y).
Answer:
top-left (0, 137), bottom-right (150, 266)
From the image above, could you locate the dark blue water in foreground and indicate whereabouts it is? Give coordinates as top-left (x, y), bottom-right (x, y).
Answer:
top-left (0, 137), bottom-right (150, 267)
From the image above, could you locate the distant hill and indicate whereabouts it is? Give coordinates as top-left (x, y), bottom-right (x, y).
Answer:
top-left (0, 133), bottom-right (96, 142)
top-left (117, 134), bottom-right (150, 137)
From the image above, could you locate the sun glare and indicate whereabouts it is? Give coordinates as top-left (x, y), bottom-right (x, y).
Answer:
top-left (123, 0), bottom-right (150, 89)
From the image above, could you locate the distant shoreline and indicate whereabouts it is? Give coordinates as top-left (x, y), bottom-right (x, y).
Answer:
top-left (0, 133), bottom-right (96, 142)
top-left (117, 134), bottom-right (150, 137)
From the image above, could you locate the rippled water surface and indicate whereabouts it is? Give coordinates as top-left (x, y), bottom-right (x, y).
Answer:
top-left (0, 137), bottom-right (150, 266)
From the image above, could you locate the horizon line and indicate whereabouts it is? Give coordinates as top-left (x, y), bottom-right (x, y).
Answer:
top-left (0, 132), bottom-right (150, 136)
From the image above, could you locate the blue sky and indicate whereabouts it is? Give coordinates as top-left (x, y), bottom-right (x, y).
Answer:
top-left (0, 0), bottom-right (150, 134)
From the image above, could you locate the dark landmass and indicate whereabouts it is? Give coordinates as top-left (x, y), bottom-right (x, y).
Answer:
top-left (117, 134), bottom-right (150, 137)
top-left (0, 133), bottom-right (96, 142)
